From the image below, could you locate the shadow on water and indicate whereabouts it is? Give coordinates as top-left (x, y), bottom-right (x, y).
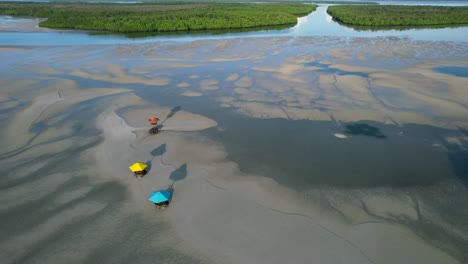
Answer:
top-left (169, 163), bottom-right (187, 183)
top-left (344, 123), bottom-right (386, 139)
top-left (166, 105), bottom-right (181, 120)
top-left (158, 105), bottom-right (181, 129)
top-left (166, 163), bottom-right (188, 204)
top-left (333, 21), bottom-right (468, 32)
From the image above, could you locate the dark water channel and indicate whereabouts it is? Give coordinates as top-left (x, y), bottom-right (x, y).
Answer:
top-left (132, 86), bottom-right (468, 190)
top-left (1, 4), bottom-right (468, 45)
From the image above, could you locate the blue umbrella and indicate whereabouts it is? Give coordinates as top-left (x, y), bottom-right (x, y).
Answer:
top-left (148, 190), bottom-right (171, 203)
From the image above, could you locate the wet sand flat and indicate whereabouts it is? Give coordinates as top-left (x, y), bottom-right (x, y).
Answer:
top-left (0, 36), bottom-right (467, 264)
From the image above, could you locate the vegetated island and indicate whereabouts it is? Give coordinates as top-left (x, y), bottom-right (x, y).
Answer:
top-left (0, 2), bottom-right (316, 32)
top-left (327, 5), bottom-right (468, 26)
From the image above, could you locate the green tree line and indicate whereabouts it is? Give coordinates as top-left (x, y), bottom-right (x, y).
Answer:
top-left (327, 5), bottom-right (468, 26)
top-left (0, 2), bottom-right (317, 32)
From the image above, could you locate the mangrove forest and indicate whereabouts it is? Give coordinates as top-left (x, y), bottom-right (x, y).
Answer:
top-left (327, 5), bottom-right (468, 27)
top-left (0, 2), bottom-right (317, 32)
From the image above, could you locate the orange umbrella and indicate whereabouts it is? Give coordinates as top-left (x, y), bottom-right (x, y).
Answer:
top-left (148, 117), bottom-right (159, 126)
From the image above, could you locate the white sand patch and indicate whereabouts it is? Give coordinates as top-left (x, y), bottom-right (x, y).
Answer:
top-left (160, 112), bottom-right (217, 132)
top-left (226, 73), bottom-right (240, 82)
top-left (177, 82), bottom-right (191, 88)
top-left (181, 91), bottom-right (203, 97)
top-left (200, 79), bottom-right (219, 90)
top-left (334, 133), bottom-right (348, 139)
top-left (233, 87), bottom-right (249, 94)
top-left (118, 105), bottom-right (217, 132)
top-left (189, 75), bottom-right (199, 79)
top-left (235, 76), bottom-right (252, 87)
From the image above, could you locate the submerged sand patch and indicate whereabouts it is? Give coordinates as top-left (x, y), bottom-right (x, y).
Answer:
top-left (176, 82), bottom-right (191, 88)
top-left (181, 91), bottom-right (202, 97)
top-left (200, 79), bottom-right (219, 90)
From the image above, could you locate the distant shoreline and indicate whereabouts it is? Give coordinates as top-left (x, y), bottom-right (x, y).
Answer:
top-left (0, 2), bottom-right (317, 33)
top-left (327, 5), bottom-right (468, 26)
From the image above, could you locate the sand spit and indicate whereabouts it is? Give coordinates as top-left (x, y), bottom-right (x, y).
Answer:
top-left (118, 106), bottom-right (217, 132)
top-left (181, 91), bottom-right (203, 97)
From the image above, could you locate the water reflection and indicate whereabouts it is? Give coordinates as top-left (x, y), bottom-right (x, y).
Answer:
top-left (336, 22), bottom-right (468, 32)
top-left (89, 24), bottom-right (292, 39)
top-left (1, 4), bottom-right (467, 45)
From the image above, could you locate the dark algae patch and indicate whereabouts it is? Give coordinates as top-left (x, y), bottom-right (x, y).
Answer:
top-left (327, 5), bottom-right (468, 26)
top-left (343, 123), bottom-right (386, 138)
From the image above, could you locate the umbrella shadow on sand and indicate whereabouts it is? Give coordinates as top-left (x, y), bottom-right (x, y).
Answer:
top-left (145, 160), bottom-right (153, 172)
top-left (167, 163), bottom-right (188, 203)
top-left (158, 105), bottom-right (182, 130)
top-left (150, 144), bottom-right (167, 157)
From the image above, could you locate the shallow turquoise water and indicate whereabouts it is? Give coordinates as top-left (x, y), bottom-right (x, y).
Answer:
top-left (433, 66), bottom-right (468, 77)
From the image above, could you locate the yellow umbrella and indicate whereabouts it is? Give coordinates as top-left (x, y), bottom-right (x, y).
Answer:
top-left (129, 162), bottom-right (148, 172)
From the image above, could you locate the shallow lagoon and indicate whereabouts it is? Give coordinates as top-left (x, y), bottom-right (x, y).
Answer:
top-left (1, 4), bottom-right (468, 264)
